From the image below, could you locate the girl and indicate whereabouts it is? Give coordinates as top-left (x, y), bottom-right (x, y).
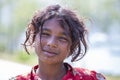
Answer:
top-left (12, 4), bottom-right (105, 80)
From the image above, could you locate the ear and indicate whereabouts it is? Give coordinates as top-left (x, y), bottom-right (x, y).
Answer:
top-left (27, 24), bottom-right (35, 33)
top-left (26, 24), bottom-right (36, 45)
top-left (32, 42), bottom-right (35, 47)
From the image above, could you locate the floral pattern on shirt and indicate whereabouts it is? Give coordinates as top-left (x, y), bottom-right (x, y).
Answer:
top-left (10, 63), bottom-right (106, 80)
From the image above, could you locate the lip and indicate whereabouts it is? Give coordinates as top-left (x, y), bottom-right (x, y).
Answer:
top-left (42, 50), bottom-right (57, 57)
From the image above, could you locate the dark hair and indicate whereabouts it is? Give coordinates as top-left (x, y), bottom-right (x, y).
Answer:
top-left (23, 4), bottom-right (88, 62)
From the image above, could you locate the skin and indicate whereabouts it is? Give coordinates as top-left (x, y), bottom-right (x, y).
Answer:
top-left (34, 18), bottom-right (72, 80)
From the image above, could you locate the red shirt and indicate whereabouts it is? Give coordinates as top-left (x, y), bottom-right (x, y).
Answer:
top-left (11, 63), bottom-right (105, 80)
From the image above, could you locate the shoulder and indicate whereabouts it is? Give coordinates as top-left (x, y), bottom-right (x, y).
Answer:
top-left (73, 67), bottom-right (106, 80)
top-left (64, 63), bottom-right (106, 80)
top-left (10, 73), bottom-right (31, 80)
top-left (9, 65), bottom-right (38, 80)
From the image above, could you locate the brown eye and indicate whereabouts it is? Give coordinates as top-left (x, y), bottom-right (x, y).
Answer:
top-left (58, 37), bottom-right (68, 42)
top-left (41, 32), bottom-right (50, 37)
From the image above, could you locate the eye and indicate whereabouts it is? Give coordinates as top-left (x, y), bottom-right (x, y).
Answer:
top-left (41, 32), bottom-right (50, 37)
top-left (58, 36), bottom-right (68, 42)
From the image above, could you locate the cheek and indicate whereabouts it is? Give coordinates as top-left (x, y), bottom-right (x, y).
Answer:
top-left (34, 36), bottom-right (42, 54)
top-left (34, 41), bottom-right (41, 54)
top-left (34, 35), bottom-right (45, 48)
top-left (60, 43), bottom-right (71, 56)
top-left (34, 38), bottom-right (47, 54)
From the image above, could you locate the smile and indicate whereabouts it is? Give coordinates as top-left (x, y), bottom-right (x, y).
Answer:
top-left (42, 50), bottom-right (58, 57)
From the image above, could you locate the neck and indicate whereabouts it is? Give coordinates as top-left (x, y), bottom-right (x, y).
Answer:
top-left (37, 60), bottom-right (66, 80)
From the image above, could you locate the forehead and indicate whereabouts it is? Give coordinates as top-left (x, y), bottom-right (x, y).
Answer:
top-left (42, 19), bottom-right (65, 36)
top-left (43, 18), bottom-right (61, 28)
top-left (42, 18), bottom-right (70, 34)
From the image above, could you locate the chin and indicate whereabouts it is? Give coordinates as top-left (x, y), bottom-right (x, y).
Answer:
top-left (39, 57), bottom-right (63, 64)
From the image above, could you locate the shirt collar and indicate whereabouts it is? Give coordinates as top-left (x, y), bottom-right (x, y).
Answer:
top-left (30, 63), bottom-right (74, 79)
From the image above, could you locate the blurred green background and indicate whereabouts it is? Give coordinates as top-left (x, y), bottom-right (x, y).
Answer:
top-left (0, 0), bottom-right (120, 80)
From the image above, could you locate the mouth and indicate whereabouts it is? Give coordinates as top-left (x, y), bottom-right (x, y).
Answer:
top-left (42, 50), bottom-right (57, 57)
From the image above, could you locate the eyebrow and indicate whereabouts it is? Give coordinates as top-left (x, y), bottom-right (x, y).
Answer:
top-left (60, 32), bottom-right (69, 37)
top-left (42, 27), bottom-right (69, 37)
top-left (42, 28), bottom-right (51, 32)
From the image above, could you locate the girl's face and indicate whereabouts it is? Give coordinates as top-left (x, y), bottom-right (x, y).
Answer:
top-left (34, 18), bottom-right (72, 64)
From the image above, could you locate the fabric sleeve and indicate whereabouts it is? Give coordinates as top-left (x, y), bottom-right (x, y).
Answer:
top-left (74, 68), bottom-right (106, 80)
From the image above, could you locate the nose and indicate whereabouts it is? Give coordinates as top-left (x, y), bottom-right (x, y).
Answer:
top-left (47, 37), bottom-right (57, 48)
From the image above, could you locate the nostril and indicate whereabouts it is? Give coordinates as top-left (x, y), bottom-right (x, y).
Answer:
top-left (47, 38), bottom-right (57, 48)
top-left (47, 42), bottom-right (57, 48)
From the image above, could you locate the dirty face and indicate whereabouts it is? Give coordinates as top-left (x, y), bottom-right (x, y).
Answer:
top-left (34, 18), bottom-right (72, 64)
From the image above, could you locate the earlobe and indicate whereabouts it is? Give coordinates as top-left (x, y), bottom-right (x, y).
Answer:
top-left (27, 24), bottom-right (35, 33)
top-left (67, 49), bottom-right (71, 57)
top-left (32, 42), bottom-right (35, 47)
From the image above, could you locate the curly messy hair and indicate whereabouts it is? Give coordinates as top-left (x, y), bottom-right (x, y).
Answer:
top-left (23, 4), bottom-right (88, 62)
